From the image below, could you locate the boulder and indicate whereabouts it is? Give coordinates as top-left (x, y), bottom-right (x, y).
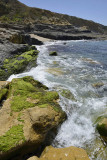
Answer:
top-left (0, 48), bottom-right (39, 81)
top-left (27, 156), bottom-right (39, 160)
top-left (49, 51), bottom-right (57, 56)
top-left (9, 33), bottom-right (43, 45)
top-left (96, 116), bottom-right (107, 142)
top-left (34, 146), bottom-right (90, 160)
top-left (0, 76), bottom-right (66, 160)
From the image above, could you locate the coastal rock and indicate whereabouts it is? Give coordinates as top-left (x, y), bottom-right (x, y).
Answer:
top-left (0, 76), bottom-right (66, 160)
top-left (0, 81), bottom-right (9, 102)
top-left (0, 48), bottom-right (39, 81)
top-left (92, 82), bottom-right (104, 88)
top-left (60, 89), bottom-right (77, 101)
top-left (96, 116), bottom-right (107, 142)
top-left (9, 33), bottom-right (43, 45)
top-left (33, 146), bottom-right (90, 160)
top-left (49, 51), bottom-right (57, 56)
top-left (27, 156), bottom-right (39, 160)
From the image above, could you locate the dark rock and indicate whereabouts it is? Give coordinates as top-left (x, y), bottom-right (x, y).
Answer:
top-left (49, 51), bottom-right (57, 56)
top-left (96, 116), bottom-right (107, 143)
top-left (31, 38), bottom-right (43, 45)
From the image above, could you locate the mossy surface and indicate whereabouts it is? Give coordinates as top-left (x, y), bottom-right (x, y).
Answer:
top-left (49, 51), bottom-right (57, 56)
top-left (17, 113), bottom-right (24, 123)
top-left (9, 76), bottom-right (61, 112)
top-left (0, 125), bottom-right (25, 152)
top-left (0, 88), bottom-right (8, 101)
top-left (0, 49), bottom-right (39, 81)
top-left (60, 89), bottom-right (77, 101)
top-left (97, 123), bottom-right (107, 137)
top-left (96, 117), bottom-right (107, 137)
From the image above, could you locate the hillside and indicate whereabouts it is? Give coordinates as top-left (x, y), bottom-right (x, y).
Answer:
top-left (0, 0), bottom-right (107, 34)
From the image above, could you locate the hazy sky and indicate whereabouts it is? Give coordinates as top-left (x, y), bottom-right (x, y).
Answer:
top-left (19, 0), bottom-right (107, 26)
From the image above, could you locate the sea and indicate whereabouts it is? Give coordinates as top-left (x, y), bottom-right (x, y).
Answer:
top-left (8, 40), bottom-right (107, 160)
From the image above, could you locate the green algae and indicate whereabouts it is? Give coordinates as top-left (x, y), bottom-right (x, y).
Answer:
top-left (9, 77), bottom-right (61, 113)
top-left (97, 123), bottom-right (107, 137)
top-left (60, 89), bottom-right (77, 101)
top-left (0, 49), bottom-right (39, 81)
top-left (0, 88), bottom-right (8, 101)
top-left (11, 96), bottom-right (35, 112)
top-left (49, 51), bottom-right (57, 56)
top-left (17, 113), bottom-right (24, 123)
top-left (0, 125), bottom-right (25, 152)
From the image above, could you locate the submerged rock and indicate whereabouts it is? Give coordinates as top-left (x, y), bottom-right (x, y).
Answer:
top-left (0, 76), bottom-right (66, 160)
top-left (60, 89), bottom-right (77, 101)
top-left (92, 82), bottom-right (104, 88)
top-left (31, 146), bottom-right (90, 160)
top-left (49, 51), bottom-right (57, 56)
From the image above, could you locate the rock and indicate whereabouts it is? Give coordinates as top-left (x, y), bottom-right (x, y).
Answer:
top-left (36, 146), bottom-right (90, 160)
top-left (0, 76), bottom-right (66, 160)
top-left (92, 82), bottom-right (104, 88)
top-left (0, 41), bottom-right (30, 64)
top-left (96, 116), bottom-right (107, 143)
top-left (60, 89), bottom-right (77, 101)
top-left (31, 37), bottom-right (43, 45)
top-left (9, 33), bottom-right (43, 45)
top-left (27, 156), bottom-right (39, 160)
top-left (0, 48), bottom-right (39, 81)
top-left (49, 51), bottom-right (57, 56)
top-left (0, 81), bottom-right (9, 102)
top-left (34, 31), bottom-right (94, 41)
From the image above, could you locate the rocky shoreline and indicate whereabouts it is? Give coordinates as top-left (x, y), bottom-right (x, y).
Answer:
top-left (0, 22), bottom-right (107, 160)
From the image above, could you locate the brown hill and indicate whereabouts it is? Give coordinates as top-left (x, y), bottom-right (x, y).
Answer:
top-left (0, 0), bottom-right (107, 34)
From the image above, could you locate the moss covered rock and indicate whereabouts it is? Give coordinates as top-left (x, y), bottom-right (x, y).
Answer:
top-left (49, 51), bottom-right (57, 56)
top-left (0, 81), bottom-right (9, 102)
top-left (33, 146), bottom-right (90, 160)
top-left (0, 76), bottom-right (66, 160)
top-left (0, 49), bottom-right (39, 81)
top-left (96, 116), bottom-right (107, 143)
top-left (60, 89), bottom-right (77, 101)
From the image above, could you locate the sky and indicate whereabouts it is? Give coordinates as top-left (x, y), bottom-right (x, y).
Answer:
top-left (19, 0), bottom-right (107, 26)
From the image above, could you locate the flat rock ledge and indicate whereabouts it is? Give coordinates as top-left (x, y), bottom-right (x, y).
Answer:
top-left (0, 76), bottom-right (66, 160)
top-left (27, 146), bottom-right (90, 160)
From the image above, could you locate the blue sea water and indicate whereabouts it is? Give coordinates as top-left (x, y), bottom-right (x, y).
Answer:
top-left (8, 40), bottom-right (107, 160)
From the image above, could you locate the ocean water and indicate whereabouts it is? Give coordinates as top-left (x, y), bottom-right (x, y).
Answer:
top-left (8, 40), bottom-right (107, 160)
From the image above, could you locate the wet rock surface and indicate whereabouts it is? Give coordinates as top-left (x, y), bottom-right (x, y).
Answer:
top-left (0, 76), bottom-right (66, 160)
top-left (28, 146), bottom-right (90, 160)
top-left (96, 115), bottom-right (107, 143)
top-left (0, 47), bottom-right (39, 81)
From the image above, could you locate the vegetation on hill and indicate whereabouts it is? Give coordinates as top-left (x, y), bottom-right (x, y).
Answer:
top-left (0, 0), bottom-right (107, 34)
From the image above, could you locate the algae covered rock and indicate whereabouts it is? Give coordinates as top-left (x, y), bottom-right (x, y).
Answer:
top-left (92, 82), bottom-right (104, 88)
top-left (60, 89), bottom-right (77, 101)
top-left (49, 51), bottom-right (57, 56)
top-left (37, 146), bottom-right (90, 160)
top-left (96, 116), bottom-right (107, 142)
top-left (0, 76), bottom-right (66, 160)
top-left (0, 48), bottom-right (39, 81)
top-left (0, 81), bottom-right (9, 102)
